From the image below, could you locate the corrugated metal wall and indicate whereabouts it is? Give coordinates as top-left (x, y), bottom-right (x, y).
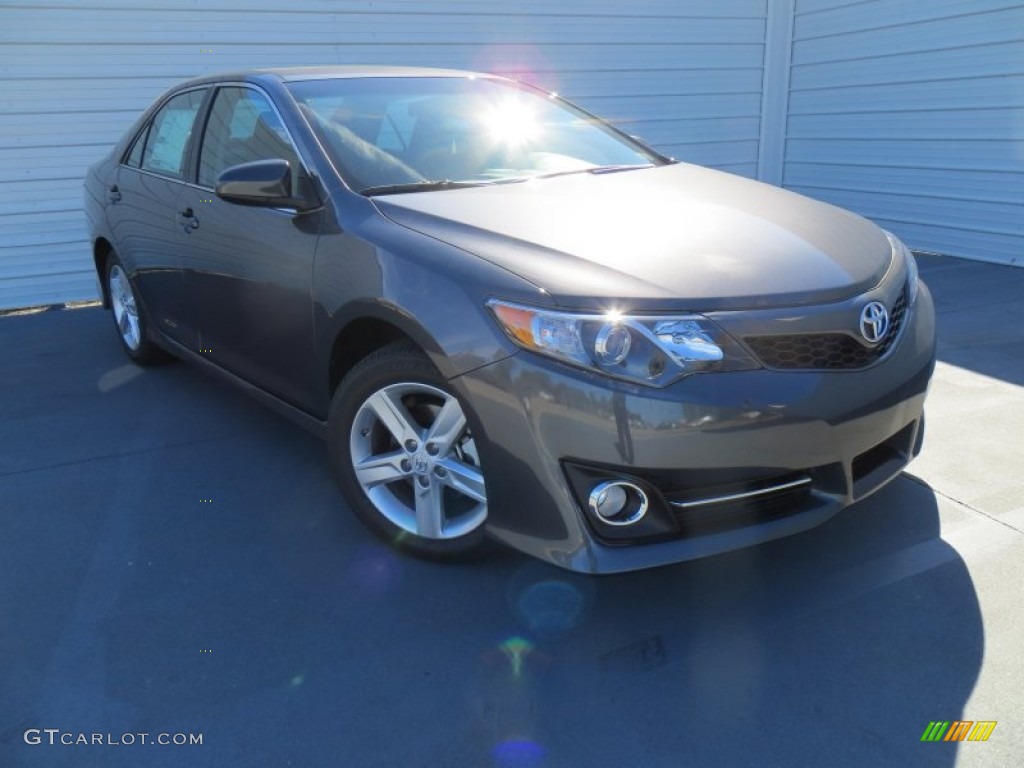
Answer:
top-left (0, 0), bottom-right (767, 310)
top-left (783, 0), bottom-right (1024, 265)
top-left (4, 1), bottom-right (1020, 310)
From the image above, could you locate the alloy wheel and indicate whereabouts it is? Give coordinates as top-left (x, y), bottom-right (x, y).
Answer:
top-left (109, 264), bottom-right (141, 351)
top-left (349, 382), bottom-right (487, 540)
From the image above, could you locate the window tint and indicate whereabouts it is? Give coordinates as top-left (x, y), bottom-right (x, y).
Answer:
top-left (198, 87), bottom-right (300, 189)
top-left (140, 89), bottom-right (206, 178)
top-left (124, 125), bottom-right (147, 168)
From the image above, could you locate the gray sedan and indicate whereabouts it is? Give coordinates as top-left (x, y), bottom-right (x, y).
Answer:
top-left (83, 66), bottom-right (935, 573)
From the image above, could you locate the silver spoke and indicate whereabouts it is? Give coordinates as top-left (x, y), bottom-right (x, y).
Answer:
top-left (353, 450), bottom-right (407, 488)
top-left (437, 457), bottom-right (486, 503)
top-left (425, 397), bottom-right (467, 454)
top-left (414, 479), bottom-right (445, 538)
top-left (125, 311), bottom-right (138, 345)
top-left (366, 389), bottom-right (422, 446)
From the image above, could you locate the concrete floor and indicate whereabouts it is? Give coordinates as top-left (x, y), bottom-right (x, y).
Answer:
top-left (1, 255), bottom-right (1021, 767)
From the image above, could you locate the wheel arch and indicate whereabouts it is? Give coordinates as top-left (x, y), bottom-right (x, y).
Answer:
top-left (93, 237), bottom-right (114, 308)
top-left (325, 301), bottom-right (454, 403)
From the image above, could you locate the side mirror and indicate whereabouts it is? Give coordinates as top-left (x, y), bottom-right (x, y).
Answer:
top-left (215, 159), bottom-right (316, 211)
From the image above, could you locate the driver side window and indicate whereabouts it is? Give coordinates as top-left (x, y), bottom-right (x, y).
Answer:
top-left (198, 87), bottom-right (301, 189)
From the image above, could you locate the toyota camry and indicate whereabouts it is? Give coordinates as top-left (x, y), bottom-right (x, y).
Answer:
top-left (84, 67), bottom-right (936, 573)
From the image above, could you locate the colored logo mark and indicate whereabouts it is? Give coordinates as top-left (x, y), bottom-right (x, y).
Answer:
top-left (921, 721), bottom-right (996, 742)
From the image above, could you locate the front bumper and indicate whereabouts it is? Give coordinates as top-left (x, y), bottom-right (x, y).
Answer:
top-left (453, 284), bottom-right (936, 574)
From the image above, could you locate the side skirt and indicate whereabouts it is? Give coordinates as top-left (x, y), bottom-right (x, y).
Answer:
top-left (152, 333), bottom-right (328, 441)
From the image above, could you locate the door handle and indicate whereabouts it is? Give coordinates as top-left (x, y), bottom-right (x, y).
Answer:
top-left (108, 185), bottom-right (122, 204)
top-left (178, 207), bottom-right (199, 232)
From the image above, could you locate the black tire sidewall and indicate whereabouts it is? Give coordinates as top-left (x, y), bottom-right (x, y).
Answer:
top-left (327, 344), bottom-right (488, 560)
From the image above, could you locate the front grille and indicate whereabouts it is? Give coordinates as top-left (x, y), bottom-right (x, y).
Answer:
top-left (745, 287), bottom-right (909, 370)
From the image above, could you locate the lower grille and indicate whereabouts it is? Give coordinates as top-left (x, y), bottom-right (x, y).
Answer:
top-left (563, 461), bottom-right (822, 544)
top-left (669, 475), bottom-right (811, 510)
top-left (664, 471), bottom-right (814, 537)
top-left (745, 287), bottom-right (908, 370)
top-left (851, 422), bottom-right (916, 499)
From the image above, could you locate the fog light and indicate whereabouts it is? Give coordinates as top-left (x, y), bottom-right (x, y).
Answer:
top-left (588, 481), bottom-right (648, 526)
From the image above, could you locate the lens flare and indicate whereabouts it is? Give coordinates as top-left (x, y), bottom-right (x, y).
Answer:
top-left (348, 544), bottom-right (401, 595)
top-left (516, 580), bottom-right (586, 639)
top-left (499, 636), bottom-right (534, 678)
top-left (492, 738), bottom-right (546, 768)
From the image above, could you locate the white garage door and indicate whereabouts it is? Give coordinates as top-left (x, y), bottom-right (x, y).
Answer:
top-left (0, 0), bottom-right (768, 310)
top-left (783, 0), bottom-right (1024, 265)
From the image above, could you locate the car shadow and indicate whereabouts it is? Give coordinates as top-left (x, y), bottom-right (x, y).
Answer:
top-left (0, 308), bottom-right (981, 768)
top-left (494, 475), bottom-right (981, 767)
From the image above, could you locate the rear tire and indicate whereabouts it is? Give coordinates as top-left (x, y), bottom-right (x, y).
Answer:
top-left (104, 253), bottom-right (164, 365)
top-left (328, 341), bottom-right (489, 560)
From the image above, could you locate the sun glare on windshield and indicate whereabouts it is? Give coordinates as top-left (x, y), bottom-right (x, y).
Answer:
top-left (288, 76), bottom-right (666, 192)
top-left (480, 97), bottom-right (543, 147)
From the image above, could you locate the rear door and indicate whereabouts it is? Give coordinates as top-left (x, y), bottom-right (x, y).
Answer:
top-left (177, 84), bottom-right (322, 412)
top-left (108, 87), bottom-right (208, 348)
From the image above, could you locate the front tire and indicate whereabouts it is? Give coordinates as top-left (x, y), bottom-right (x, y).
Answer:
top-left (328, 341), bottom-right (489, 560)
top-left (105, 254), bottom-right (163, 365)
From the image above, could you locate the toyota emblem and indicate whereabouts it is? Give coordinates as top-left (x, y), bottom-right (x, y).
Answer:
top-left (859, 301), bottom-right (890, 344)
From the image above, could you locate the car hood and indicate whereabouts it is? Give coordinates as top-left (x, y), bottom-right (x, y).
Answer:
top-left (372, 162), bottom-right (893, 310)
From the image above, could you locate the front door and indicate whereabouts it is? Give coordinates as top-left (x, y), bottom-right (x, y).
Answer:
top-left (178, 85), bottom-right (321, 412)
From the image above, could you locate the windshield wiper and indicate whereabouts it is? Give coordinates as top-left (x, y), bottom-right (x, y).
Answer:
top-left (361, 164), bottom-right (658, 196)
top-left (360, 179), bottom-right (490, 196)
top-left (455, 163), bottom-right (657, 188)
top-left (588, 163), bottom-right (656, 174)
top-left (522, 163), bottom-right (657, 183)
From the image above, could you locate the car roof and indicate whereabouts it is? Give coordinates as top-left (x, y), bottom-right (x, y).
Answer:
top-left (177, 65), bottom-right (504, 88)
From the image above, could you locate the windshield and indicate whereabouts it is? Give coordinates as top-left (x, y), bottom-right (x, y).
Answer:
top-left (286, 76), bottom-right (668, 194)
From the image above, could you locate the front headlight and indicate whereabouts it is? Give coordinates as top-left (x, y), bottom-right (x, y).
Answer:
top-left (487, 299), bottom-right (759, 387)
top-left (884, 230), bottom-right (919, 305)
